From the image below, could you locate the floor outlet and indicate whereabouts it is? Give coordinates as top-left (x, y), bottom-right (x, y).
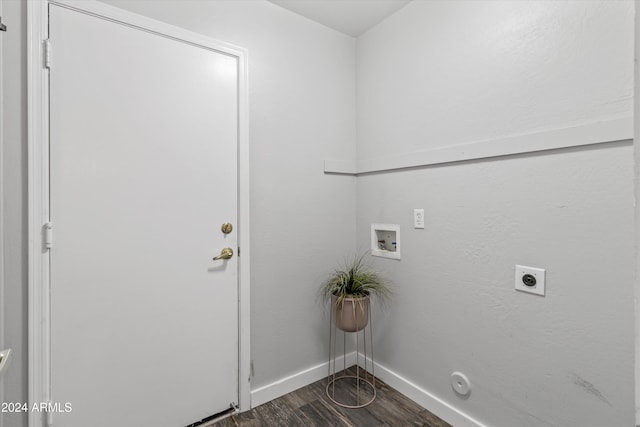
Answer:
top-left (450, 372), bottom-right (471, 396)
top-left (515, 265), bottom-right (545, 296)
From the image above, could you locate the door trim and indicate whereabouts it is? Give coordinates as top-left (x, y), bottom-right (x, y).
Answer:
top-left (27, 2), bottom-right (251, 425)
top-left (0, 0), bottom-right (5, 425)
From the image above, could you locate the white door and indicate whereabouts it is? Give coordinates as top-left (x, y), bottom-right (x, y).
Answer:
top-left (49, 4), bottom-right (239, 427)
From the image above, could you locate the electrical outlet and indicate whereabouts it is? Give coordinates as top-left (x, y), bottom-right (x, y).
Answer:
top-left (414, 209), bottom-right (424, 229)
top-left (515, 265), bottom-right (545, 296)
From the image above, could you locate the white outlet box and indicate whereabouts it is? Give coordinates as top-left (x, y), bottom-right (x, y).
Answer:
top-left (371, 224), bottom-right (401, 260)
top-left (414, 209), bottom-right (425, 229)
top-left (515, 265), bottom-right (545, 296)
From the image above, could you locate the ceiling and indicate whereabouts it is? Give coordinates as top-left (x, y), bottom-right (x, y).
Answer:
top-left (268, 0), bottom-right (412, 37)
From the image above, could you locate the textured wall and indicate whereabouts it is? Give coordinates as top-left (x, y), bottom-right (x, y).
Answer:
top-left (357, 0), bottom-right (633, 161)
top-left (356, 1), bottom-right (634, 426)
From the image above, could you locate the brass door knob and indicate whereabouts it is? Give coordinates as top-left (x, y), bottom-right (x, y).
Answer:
top-left (213, 247), bottom-right (234, 260)
top-left (221, 222), bottom-right (233, 234)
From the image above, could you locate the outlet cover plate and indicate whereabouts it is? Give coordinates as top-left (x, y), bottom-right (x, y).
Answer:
top-left (413, 209), bottom-right (425, 229)
top-left (515, 265), bottom-right (545, 296)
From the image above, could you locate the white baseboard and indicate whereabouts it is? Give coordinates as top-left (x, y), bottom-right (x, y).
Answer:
top-left (250, 352), bottom-right (357, 408)
top-left (356, 355), bottom-right (489, 427)
top-left (250, 351), bottom-right (487, 427)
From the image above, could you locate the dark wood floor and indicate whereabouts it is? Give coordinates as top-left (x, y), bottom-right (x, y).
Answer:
top-left (213, 368), bottom-right (452, 427)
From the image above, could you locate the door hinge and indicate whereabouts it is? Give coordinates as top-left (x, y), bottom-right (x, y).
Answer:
top-left (44, 222), bottom-right (53, 249)
top-left (43, 39), bottom-right (51, 69)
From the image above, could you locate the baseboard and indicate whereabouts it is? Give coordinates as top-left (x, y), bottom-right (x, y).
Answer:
top-left (250, 351), bottom-right (487, 427)
top-left (250, 351), bottom-right (357, 408)
top-left (356, 355), bottom-right (489, 427)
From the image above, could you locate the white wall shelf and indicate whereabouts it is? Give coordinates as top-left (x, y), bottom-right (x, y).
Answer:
top-left (324, 117), bottom-right (633, 176)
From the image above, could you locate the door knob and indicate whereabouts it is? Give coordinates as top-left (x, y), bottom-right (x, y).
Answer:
top-left (213, 247), bottom-right (234, 260)
top-left (221, 222), bottom-right (233, 234)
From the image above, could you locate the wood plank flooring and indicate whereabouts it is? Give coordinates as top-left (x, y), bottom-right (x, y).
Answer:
top-left (213, 368), bottom-right (452, 427)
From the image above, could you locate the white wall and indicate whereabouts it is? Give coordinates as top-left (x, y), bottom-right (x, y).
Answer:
top-left (1, 1), bottom-right (28, 426)
top-left (357, 1), bottom-right (634, 427)
top-left (357, 0), bottom-right (632, 161)
top-left (3, 0), bottom-right (356, 423)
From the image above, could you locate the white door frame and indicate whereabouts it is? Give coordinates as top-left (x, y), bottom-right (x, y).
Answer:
top-left (0, 0), bottom-right (5, 425)
top-left (635, 2), bottom-right (640, 424)
top-left (27, 1), bottom-right (251, 425)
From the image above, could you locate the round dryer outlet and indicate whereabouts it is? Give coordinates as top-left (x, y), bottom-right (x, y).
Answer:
top-left (450, 371), bottom-right (471, 396)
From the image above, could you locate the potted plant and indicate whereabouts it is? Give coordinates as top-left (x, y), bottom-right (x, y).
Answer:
top-left (321, 254), bottom-right (391, 332)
